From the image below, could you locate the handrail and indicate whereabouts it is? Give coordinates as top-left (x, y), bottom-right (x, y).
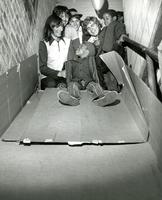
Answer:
top-left (122, 35), bottom-right (158, 63)
top-left (122, 35), bottom-right (159, 96)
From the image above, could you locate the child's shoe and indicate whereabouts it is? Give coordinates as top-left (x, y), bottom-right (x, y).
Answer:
top-left (57, 90), bottom-right (80, 106)
top-left (93, 91), bottom-right (118, 107)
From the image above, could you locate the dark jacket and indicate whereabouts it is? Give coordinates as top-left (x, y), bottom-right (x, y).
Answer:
top-left (98, 21), bottom-right (126, 57)
top-left (65, 42), bottom-right (99, 87)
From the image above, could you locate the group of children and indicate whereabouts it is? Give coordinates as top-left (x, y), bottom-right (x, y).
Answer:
top-left (39, 5), bottom-right (126, 107)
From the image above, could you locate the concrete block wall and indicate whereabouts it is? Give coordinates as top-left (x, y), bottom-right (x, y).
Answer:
top-left (123, 0), bottom-right (162, 76)
top-left (0, 0), bottom-right (56, 75)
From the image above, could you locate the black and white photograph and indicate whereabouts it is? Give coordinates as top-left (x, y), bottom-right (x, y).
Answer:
top-left (0, 0), bottom-right (162, 199)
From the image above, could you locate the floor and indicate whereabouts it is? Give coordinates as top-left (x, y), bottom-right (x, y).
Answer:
top-left (0, 140), bottom-right (162, 200)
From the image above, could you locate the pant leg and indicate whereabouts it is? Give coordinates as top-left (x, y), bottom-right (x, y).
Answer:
top-left (95, 56), bottom-right (108, 90)
top-left (41, 77), bottom-right (57, 90)
top-left (68, 82), bottom-right (81, 99)
top-left (104, 71), bottom-right (119, 91)
top-left (86, 81), bottom-right (104, 98)
top-left (41, 76), bottom-right (66, 90)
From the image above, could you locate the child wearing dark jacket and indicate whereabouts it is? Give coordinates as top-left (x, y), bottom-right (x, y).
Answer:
top-left (99, 9), bottom-right (126, 58)
top-left (57, 41), bottom-right (118, 106)
top-left (95, 9), bottom-right (126, 91)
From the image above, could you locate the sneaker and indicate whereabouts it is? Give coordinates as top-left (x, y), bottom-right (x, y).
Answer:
top-left (57, 90), bottom-right (80, 106)
top-left (93, 91), bottom-right (118, 107)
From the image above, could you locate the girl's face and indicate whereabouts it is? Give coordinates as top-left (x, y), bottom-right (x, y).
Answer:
top-left (103, 13), bottom-right (113, 26)
top-left (50, 22), bottom-right (63, 38)
top-left (86, 21), bottom-right (100, 36)
top-left (69, 17), bottom-right (80, 31)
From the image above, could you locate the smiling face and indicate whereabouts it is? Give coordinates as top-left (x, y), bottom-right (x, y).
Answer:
top-left (50, 22), bottom-right (63, 38)
top-left (69, 17), bottom-right (80, 31)
top-left (103, 13), bottom-right (113, 26)
top-left (86, 21), bottom-right (100, 36)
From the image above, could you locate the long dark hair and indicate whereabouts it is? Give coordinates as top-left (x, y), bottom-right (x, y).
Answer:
top-left (43, 13), bottom-right (62, 42)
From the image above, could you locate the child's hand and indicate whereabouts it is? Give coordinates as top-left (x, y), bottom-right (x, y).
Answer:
top-left (76, 44), bottom-right (89, 59)
top-left (94, 39), bottom-right (100, 46)
top-left (58, 70), bottom-right (66, 78)
top-left (81, 80), bottom-right (86, 87)
top-left (117, 34), bottom-right (127, 44)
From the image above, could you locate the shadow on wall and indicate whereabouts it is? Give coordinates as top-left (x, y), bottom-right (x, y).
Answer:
top-left (22, 0), bottom-right (39, 25)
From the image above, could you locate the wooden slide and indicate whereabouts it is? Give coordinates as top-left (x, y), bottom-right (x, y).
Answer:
top-left (2, 52), bottom-right (149, 145)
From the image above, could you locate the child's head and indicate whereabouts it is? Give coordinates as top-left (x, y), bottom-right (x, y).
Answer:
top-left (76, 42), bottom-right (95, 58)
top-left (43, 14), bottom-right (63, 42)
top-left (103, 9), bottom-right (118, 26)
top-left (82, 16), bottom-right (102, 36)
top-left (117, 11), bottom-right (124, 23)
top-left (69, 13), bottom-right (82, 31)
top-left (53, 5), bottom-right (70, 26)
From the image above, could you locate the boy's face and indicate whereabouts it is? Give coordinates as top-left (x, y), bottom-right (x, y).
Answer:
top-left (86, 21), bottom-right (100, 36)
top-left (69, 17), bottom-right (80, 31)
top-left (103, 13), bottom-right (113, 26)
top-left (76, 44), bottom-right (89, 59)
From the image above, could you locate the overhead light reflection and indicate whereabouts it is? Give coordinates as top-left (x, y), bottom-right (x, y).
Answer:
top-left (91, 0), bottom-right (105, 11)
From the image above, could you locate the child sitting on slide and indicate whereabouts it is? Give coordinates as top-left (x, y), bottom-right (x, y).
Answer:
top-left (57, 42), bottom-right (118, 106)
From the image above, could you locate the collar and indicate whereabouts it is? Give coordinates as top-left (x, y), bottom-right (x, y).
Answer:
top-left (49, 36), bottom-right (65, 45)
top-left (49, 37), bottom-right (54, 45)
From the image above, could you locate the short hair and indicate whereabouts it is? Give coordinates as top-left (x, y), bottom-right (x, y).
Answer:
top-left (117, 11), bottom-right (124, 22)
top-left (103, 9), bottom-right (118, 19)
top-left (52, 5), bottom-right (69, 16)
top-left (43, 13), bottom-right (62, 42)
top-left (68, 8), bottom-right (78, 15)
top-left (82, 16), bottom-right (102, 35)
